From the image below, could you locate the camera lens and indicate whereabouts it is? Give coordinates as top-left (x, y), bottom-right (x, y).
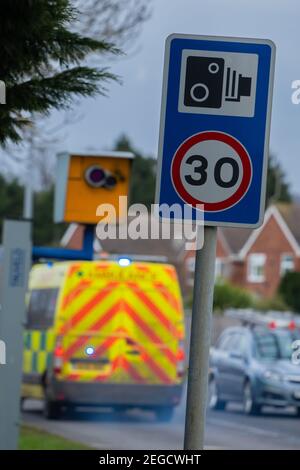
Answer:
top-left (208, 62), bottom-right (219, 74)
top-left (85, 165), bottom-right (106, 187)
top-left (104, 174), bottom-right (117, 189)
top-left (190, 83), bottom-right (209, 103)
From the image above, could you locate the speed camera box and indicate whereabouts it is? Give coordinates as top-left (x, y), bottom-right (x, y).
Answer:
top-left (54, 151), bottom-right (134, 224)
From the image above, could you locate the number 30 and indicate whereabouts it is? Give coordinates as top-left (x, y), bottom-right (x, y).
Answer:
top-left (184, 155), bottom-right (239, 188)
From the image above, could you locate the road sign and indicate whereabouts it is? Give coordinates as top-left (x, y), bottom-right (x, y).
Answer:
top-left (155, 34), bottom-right (276, 451)
top-left (0, 220), bottom-right (31, 450)
top-left (156, 34), bottom-right (275, 228)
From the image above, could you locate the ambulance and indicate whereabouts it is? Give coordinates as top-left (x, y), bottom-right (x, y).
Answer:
top-left (22, 259), bottom-right (186, 420)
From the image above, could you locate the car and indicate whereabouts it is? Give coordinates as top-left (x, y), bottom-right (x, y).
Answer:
top-left (209, 322), bottom-right (300, 415)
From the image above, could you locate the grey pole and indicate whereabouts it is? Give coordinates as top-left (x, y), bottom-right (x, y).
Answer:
top-left (0, 220), bottom-right (31, 449)
top-left (23, 184), bottom-right (33, 219)
top-left (23, 130), bottom-right (34, 219)
top-left (184, 225), bottom-right (217, 450)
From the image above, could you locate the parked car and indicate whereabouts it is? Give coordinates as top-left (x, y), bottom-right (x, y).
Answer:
top-left (209, 323), bottom-right (300, 415)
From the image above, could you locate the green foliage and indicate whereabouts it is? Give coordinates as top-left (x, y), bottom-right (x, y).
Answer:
top-left (114, 135), bottom-right (156, 208)
top-left (185, 281), bottom-right (254, 311)
top-left (253, 295), bottom-right (288, 312)
top-left (0, 176), bottom-right (23, 228)
top-left (0, 0), bottom-right (119, 145)
top-left (266, 155), bottom-right (291, 206)
top-left (278, 271), bottom-right (300, 312)
top-left (33, 187), bottom-right (66, 246)
top-left (0, 176), bottom-right (64, 245)
top-left (213, 281), bottom-right (254, 312)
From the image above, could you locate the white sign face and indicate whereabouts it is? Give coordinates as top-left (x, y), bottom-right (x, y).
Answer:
top-left (179, 140), bottom-right (244, 203)
top-left (171, 131), bottom-right (252, 213)
top-left (178, 50), bottom-right (258, 117)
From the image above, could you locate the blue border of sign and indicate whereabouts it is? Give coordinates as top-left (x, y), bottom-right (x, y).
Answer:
top-left (155, 34), bottom-right (276, 228)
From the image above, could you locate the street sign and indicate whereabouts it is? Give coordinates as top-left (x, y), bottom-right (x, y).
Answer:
top-left (0, 220), bottom-right (31, 450)
top-left (156, 34), bottom-right (275, 228)
top-left (155, 34), bottom-right (276, 451)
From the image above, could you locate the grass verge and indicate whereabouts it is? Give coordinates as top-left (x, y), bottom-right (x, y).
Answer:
top-left (19, 425), bottom-right (92, 450)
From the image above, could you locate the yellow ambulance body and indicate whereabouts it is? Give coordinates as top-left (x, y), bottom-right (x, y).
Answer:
top-left (22, 260), bottom-right (185, 420)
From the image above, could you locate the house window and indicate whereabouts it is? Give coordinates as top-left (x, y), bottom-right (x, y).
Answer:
top-left (247, 253), bottom-right (266, 283)
top-left (280, 254), bottom-right (294, 276)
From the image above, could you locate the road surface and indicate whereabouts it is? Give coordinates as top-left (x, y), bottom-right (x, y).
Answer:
top-left (22, 394), bottom-right (300, 450)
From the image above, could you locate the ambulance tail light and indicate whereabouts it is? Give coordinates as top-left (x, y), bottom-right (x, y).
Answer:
top-left (53, 337), bottom-right (64, 375)
top-left (177, 341), bottom-right (186, 378)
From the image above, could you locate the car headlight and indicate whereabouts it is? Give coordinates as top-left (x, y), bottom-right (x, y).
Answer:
top-left (263, 370), bottom-right (283, 382)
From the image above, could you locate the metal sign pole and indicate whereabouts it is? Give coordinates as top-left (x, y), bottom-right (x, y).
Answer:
top-left (184, 225), bottom-right (217, 450)
top-left (0, 220), bottom-right (31, 450)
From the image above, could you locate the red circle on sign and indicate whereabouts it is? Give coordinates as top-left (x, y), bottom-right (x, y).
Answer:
top-left (171, 131), bottom-right (252, 212)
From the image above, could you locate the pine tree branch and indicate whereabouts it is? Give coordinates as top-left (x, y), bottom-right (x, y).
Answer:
top-left (8, 67), bottom-right (117, 112)
top-left (0, 1), bottom-right (124, 146)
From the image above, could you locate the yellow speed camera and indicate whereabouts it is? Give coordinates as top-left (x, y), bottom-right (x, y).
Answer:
top-left (54, 151), bottom-right (134, 224)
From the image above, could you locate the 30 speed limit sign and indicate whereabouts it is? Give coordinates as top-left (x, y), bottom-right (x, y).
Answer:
top-left (155, 34), bottom-right (275, 227)
top-left (171, 131), bottom-right (252, 212)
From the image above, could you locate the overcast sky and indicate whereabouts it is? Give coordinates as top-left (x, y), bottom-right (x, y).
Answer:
top-left (64, 0), bottom-right (300, 193)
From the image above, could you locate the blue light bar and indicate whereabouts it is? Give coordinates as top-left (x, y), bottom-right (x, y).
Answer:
top-left (118, 257), bottom-right (131, 267)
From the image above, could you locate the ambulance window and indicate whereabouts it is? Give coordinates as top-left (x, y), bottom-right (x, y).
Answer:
top-left (27, 288), bottom-right (58, 330)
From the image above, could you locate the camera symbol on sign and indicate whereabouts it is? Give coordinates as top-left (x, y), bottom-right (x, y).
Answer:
top-left (184, 56), bottom-right (252, 109)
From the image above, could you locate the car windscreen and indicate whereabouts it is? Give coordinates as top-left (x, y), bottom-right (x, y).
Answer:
top-left (254, 328), bottom-right (300, 360)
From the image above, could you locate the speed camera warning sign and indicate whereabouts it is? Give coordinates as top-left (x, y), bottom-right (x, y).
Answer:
top-left (171, 131), bottom-right (252, 212)
top-left (179, 50), bottom-right (258, 117)
top-left (155, 34), bottom-right (275, 228)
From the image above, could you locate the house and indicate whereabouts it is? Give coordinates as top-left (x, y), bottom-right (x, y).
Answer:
top-left (184, 204), bottom-right (300, 298)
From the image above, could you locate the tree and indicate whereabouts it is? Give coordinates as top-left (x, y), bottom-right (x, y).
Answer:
top-left (2, 122), bottom-right (65, 191)
top-left (0, 0), bottom-right (119, 145)
top-left (213, 281), bottom-right (254, 312)
top-left (0, 176), bottom-right (64, 245)
top-left (33, 187), bottom-right (66, 245)
top-left (0, 176), bottom-right (23, 230)
top-left (278, 272), bottom-right (300, 313)
top-left (266, 155), bottom-right (291, 206)
top-left (114, 135), bottom-right (156, 208)
top-left (74, 0), bottom-right (151, 49)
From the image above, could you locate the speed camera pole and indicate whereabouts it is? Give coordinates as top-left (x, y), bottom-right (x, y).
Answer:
top-left (184, 225), bottom-right (217, 450)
